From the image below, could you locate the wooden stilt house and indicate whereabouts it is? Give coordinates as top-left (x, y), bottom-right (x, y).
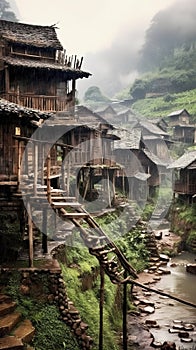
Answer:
top-left (0, 19), bottom-right (91, 263)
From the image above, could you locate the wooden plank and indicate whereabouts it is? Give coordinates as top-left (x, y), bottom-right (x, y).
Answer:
top-left (51, 201), bottom-right (82, 208)
top-left (50, 196), bottom-right (76, 201)
top-left (61, 213), bottom-right (88, 218)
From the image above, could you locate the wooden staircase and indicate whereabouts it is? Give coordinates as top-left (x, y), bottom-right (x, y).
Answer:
top-left (0, 295), bottom-right (35, 350)
top-left (49, 191), bottom-right (138, 283)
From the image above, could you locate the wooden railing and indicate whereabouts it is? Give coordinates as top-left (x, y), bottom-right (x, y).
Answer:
top-left (3, 92), bottom-right (74, 112)
top-left (174, 181), bottom-right (196, 194)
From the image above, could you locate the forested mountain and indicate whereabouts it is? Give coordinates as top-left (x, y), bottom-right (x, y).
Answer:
top-left (128, 0), bottom-right (196, 100)
top-left (0, 0), bottom-right (18, 21)
top-left (138, 0), bottom-right (196, 73)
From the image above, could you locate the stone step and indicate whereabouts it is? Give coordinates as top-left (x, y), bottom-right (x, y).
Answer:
top-left (0, 297), bottom-right (12, 306)
top-left (0, 313), bottom-right (22, 337)
top-left (13, 320), bottom-right (35, 344)
top-left (0, 336), bottom-right (23, 350)
top-left (0, 303), bottom-right (17, 317)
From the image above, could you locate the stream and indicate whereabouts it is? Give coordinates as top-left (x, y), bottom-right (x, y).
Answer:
top-left (145, 252), bottom-right (196, 349)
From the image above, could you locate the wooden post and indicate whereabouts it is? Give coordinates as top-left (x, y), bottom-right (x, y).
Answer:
top-left (123, 272), bottom-right (128, 350)
top-left (5, 66), bottom-right (9, 100)
top-left (41, 144), bottom-right (45, 186)
top-left (67, 154), bottom-right (70, 196)
top-left (34, 143), bottom-right (38, 196)
top-left (27, 202), bottom-right (34, 268)
top-left (42, 208), bottom-right (48, 254)
top-left (46, 151), bottom-right (51, 203)
top-left (122, 172), bottom-right (125, 194)
top-left (99, 264), bottom-right (104, 350)
top-left (107, 168), bottom-right (111, 207)
top-left (17, 140), bottom-right (22, 188)
top-left (112, 170), bottom-right (116, 204)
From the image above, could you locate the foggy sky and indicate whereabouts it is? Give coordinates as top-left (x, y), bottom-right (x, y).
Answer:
top-left (12, 0), bottom-right (195, 98)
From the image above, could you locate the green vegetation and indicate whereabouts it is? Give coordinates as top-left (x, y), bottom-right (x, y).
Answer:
top-left (58, 213), bottom-right (150, 350)
top-left (170, 201), bottom-right (196, 252)
top-left (0, 0), bottom-right (18, 21)
top-left (84, 86), bottom-right (111, 104)
top-left (131, 88), bottom-right (196, 120)
top-left (61, 244), bottom-right (121, 350)
top-left (0, 271), bottom-right (80, 350)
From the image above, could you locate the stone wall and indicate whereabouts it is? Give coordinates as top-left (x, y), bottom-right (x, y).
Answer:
top-left (0, 263), bottom-right (93, 349)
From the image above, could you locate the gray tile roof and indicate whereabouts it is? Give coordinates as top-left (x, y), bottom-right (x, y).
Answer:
top-left (0, 19), bottom-right (63, 49)
top-left (3, 57), bottom-right (91, 79)
top-left (167, 151), bottom-right (196, 169)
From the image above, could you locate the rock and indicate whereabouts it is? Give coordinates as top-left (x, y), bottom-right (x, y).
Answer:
top-left (151, 340), bottom-right (163, 348)
top-left (183, 323), bottom-right (194, 331)
top-left (20, 285), bottom-right (30, 295)
top-left (173, 319), bottom-right (182, 324)
top-left (180, 337), bottom-right (193, 343)
top-left (142, 306), bottom-right (155, 314)
top-left (158, 268), bottom-right (171, 275)
top-left (159, 254), bottom-right (170, 262)
top-left (168, 328), bottom-right (180, 334)
top-left (145, 319), bottom-right (160, 328)
top-left (178, 331), bottom-right (189, 338)
top-left (155, 231), bottom-right (163, 240)
top-left (186, 264), bottom-right (196, 274)
top-left (160, 341), bottom-right (176, 349)
top-left (173, 324), bottom-right (184, 330)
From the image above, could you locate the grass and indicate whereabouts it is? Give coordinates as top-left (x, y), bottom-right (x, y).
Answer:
top-left (131, 89), bottom-right (196, 120)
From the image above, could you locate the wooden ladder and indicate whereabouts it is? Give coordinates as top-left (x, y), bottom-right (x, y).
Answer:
top-left (50, 193), bottom-right (138, 284)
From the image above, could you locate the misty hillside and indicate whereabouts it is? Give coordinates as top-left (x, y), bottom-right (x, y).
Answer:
top-left (138, 0), bottom-right (196, 73)
top-left (115, 0), bottom-right (196, 119)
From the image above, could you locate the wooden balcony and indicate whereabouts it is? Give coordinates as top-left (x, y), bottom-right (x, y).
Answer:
top-left (3, 92), bottom-right (74, 112)
top-left (174, 181), bottom-right (196, 194)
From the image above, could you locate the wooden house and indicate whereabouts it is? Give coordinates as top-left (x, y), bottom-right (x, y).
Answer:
top-left (172, 124), bottom-right (196, 144)
top-left (167, 109), bottom-right (191, 126)
top-left (166, 109), bottom-right (196, 144)
top-left (0, 19), bottom-right (92, 263)
top-left (133, 120), bottom-right (172, 161)
top-left (112, 127), bottom-right (169, 200)
top-left (0, 19), bottom-right (91, 112)
top-left (168, 151), bottom-right (196, 200)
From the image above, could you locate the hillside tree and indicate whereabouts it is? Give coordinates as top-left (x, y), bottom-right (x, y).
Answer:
top-left (0, 0), bottom-right (18, 21)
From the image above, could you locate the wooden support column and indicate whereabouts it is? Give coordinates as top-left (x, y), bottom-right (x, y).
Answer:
top-left (5, 66), bottom-right (9, 100)
top-left (41, 144), bottom-right (45, 186)
top-left (123, 272), bottom-right (128, 350)
top-left (27, 202), bottom-right (34, 268)
top-left (34, 143), bottom-right (38, 196)
top-left (67, 154), bottom-right (70, 196)
top-left (42, 208), bottom-right (48, 254)
top-left (99, 264), bottom-right (105, 350)
top-left (112, 170), bottom-right (116, 204)
top-left (17, 140), bottom-right (22, 188)
top-left (46, 151), bottom-right (51, 203)
top-left (72, 79), bottom-right (76, 108)
top-left (107, 169), bottom-right (111, 207)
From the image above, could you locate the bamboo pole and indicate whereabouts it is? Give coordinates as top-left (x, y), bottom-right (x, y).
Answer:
top-left (99, 264), bottom-right (105, 350)
top-left (27, 202), bottom-right (34, 268)
top-left (128, 278), bottom-right (196, 309)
